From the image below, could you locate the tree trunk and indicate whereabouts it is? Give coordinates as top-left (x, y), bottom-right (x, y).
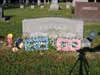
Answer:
top-left (44, 0), bottom-right (46, 4)
top-left (94, 0), bottom-right (96, 2)
top-left (3, 0), bottom-right (6, 5)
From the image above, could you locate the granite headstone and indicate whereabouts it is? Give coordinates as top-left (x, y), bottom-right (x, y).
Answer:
top-left (75, 2), bottom-right (100, 21)
top-left (22, 17), bottom-right (83, 39)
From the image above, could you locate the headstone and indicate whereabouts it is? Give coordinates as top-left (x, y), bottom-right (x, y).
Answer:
top-left (37, 0), bottom-right (41, 5)
top-left (22, 17), bottom-right (84, 51)
top-left (72, 0), bottom-right (88, 7)
top-left (75, 2), bottom-right (100, 22)
top-left (30, 5), bottom-right (35, 9)
top-left (22, 17), bottom-right (83, 39)
top-left (56, 37), bottom-right (81, 51)
top-left (66, 2), bottom-right (72, 9)
top-left (50, 0), bottom-right (59, 10)
top-left (44, 0), bottom-right (46, 4)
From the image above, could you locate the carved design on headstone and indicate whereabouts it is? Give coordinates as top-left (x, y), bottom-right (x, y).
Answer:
top-left (44, 0), bottom-right (46, 4)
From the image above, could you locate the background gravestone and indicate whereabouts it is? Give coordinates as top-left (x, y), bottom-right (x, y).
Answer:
top-left (75, 2), bottom-right (100, 22)
top-left (72, 0), bottom-right (88, 6)
top-left (50, 0), bottom-right (59, 10)
top-left (22, 17), bottom-right (84, 51)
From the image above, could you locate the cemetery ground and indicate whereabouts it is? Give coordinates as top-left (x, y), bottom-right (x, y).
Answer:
top-left (0, 3), bottom-right (100, 75)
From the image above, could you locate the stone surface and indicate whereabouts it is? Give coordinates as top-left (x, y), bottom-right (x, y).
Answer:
top-left (75, 2), bottom-right (100, 22)
top-left (72, 0), bottom-right (88, 6)
top-left (20, 5), bottom-right (24, 8)
top-left (66, 2), bottom-right (72, 9)
top-left (50, 0), bottom-right (59, 10)
top-left (22, 17), bottom-right (84, 39)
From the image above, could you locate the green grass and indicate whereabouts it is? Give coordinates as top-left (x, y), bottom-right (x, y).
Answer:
top-left (0, 48), bottom-right (100, 75)
top-left (0, 3), bottom-right (100, 75)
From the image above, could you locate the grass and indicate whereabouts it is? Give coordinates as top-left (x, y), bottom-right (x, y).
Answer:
top-left (0, 3), bottom-right (100, 75)
top-left (0, 47), bottom-right (100, 75)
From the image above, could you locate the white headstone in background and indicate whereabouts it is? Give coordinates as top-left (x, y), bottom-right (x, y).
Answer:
top-left (72, 0), bottom-right (88, 7)
top-left (66, 2), bottom-right (72, 9)
top-left (30, 5), bottom-right (35, 9)
top-left (22, 17), bottom-right (84, 39)
top-left (20, 5), bottom-right (24, 8)
top-left (50, 0), bottom-right (59, 10)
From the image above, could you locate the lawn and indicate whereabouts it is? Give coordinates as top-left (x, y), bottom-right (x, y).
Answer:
top-left (0, 3), bottom-right (100, 75)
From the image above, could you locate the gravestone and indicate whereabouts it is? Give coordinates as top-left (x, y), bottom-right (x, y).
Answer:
top-left (66, 2), bottom-right (72, 9)
top-left (30, 5), bottom-right (35, 9)
top-left (50, 0), bottom-right (59, 10)
top-left (75, 2), bottom-right (100, 22)
top-left (22, 17), bottom-right (84, 51)
top-left (72, 0), bottom-right (88, 6)
top-left (20, 5), bottom-right (24, 9)
top-left (37, 0), bottom-right (41, 5)
top-left (22, 17), bottom-right (83, 39)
